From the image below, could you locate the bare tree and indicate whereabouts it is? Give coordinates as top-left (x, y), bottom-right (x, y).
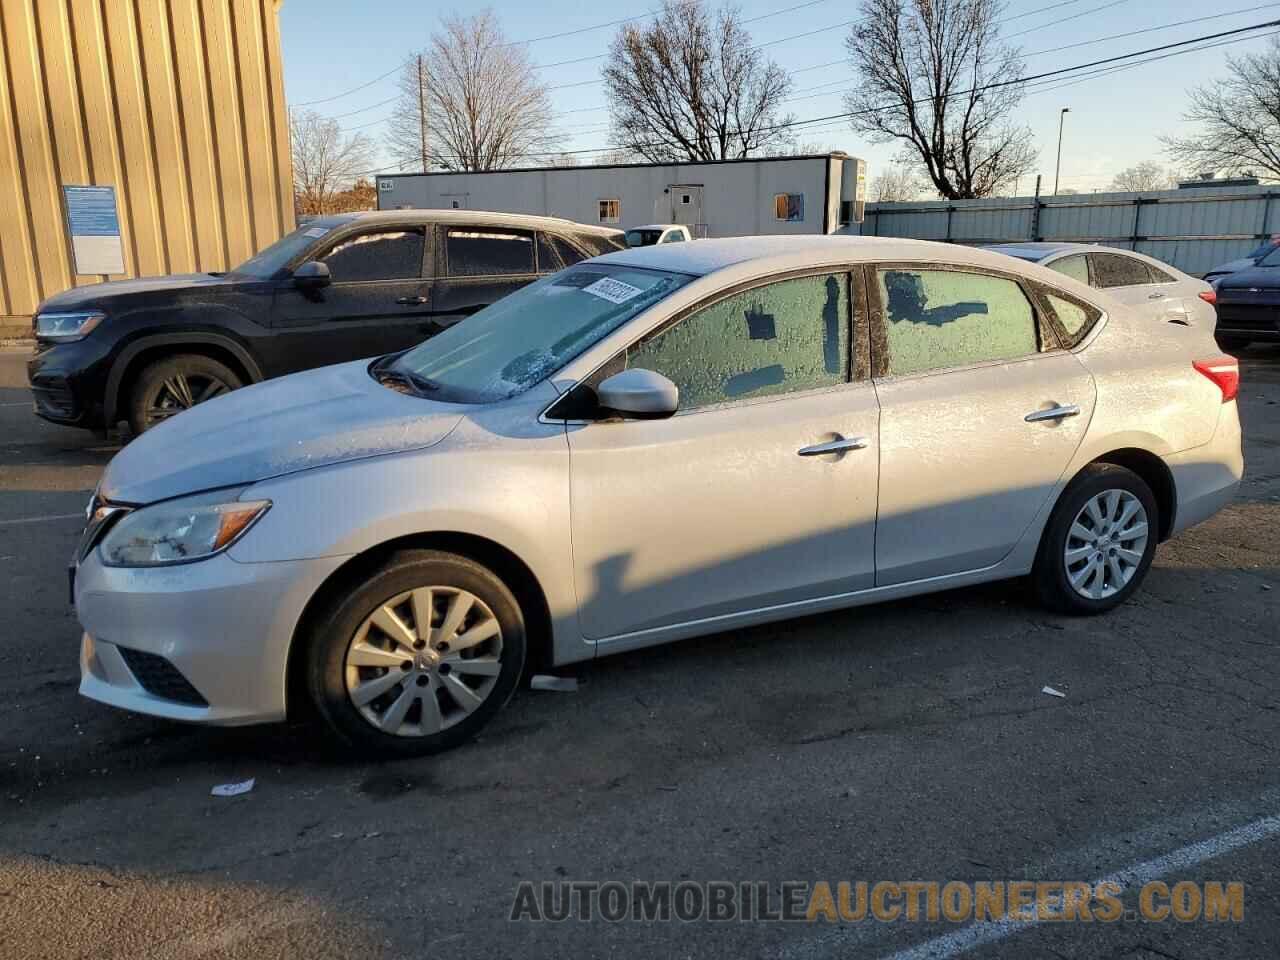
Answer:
top-left (603, 0), bottom-right (795, 162)
top-left (871, 163), bottom-right (929, 201)
top-left (290, 110), bottom-right (375, 215)
top-left (1109, 161), bottom-right (1176, 192)
top-left (844, 0), bottom-right (1037, 199)
top-left (386, 11), bottom-right (558, 172)
top-left (1163, 37), bottom-right (1280, 181)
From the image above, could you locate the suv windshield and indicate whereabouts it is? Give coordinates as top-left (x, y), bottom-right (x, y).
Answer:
top-left (1248, 239), bottom-right (1280, 260)
top-left (1258, 245), bottom-right (1280, 267)
top-left (229, 220), bottom-right (343, 278)
top-left (390, 263), bottom-right (693, 403)
top-left (626, 230), bottom-right (663, 247)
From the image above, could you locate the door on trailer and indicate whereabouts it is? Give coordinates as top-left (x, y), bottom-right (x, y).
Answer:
top-left (668, 185), bottom-right (703, 235)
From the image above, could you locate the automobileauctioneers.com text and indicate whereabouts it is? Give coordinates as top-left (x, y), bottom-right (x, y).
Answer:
top-left (510, 880), bottom-right (1244, 924)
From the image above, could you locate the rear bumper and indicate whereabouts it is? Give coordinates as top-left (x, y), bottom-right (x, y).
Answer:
top-left (1167, 400), bottom-right (1244, 537)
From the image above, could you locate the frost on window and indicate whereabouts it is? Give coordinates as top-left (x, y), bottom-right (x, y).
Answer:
top-left (878, 269), bottom-right (1037, 377)
top-left (626, 274), bottom-right (848, 410)
top-left (1045, 292), bottom-right (1092, 338)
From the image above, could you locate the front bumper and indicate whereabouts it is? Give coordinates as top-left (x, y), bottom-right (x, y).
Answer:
top-left (75, 548), bottom-right (349, 725)
top-left (27, 337), bottom-right (114, 428)
top-left (1214, 301), bottom-right (1280, 342)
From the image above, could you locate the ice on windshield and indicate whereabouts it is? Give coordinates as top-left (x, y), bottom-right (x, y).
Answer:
top-left (394, 265), bottom-right (693, 403)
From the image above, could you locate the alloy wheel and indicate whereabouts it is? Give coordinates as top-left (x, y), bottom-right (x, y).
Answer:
top-left (1064, 489), bottom-right (1149, 600)
top-left (146, 372), bottom-right (233, 425)
top-left (343, 587), bottom-right (504, 737)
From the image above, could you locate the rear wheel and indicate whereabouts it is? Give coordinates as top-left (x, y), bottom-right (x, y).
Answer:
top-left (128, 354), bottom-right (242, 434)
top-left (305, 550), bottom-right (526, 756)
top-left (1033, 463), bottom-right (1158, 615)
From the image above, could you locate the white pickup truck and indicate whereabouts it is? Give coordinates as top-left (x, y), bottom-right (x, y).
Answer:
top-left (624, 224), bottom-right (692, 247)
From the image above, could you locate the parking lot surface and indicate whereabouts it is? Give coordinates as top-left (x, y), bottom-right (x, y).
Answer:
top-left (1, 344), bottom-right (1278, 959)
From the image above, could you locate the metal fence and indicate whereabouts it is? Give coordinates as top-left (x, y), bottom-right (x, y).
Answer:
top-left (850, 185), bottom-right (1280, 276)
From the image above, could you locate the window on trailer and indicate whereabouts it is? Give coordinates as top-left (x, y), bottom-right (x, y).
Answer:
top-left (774, 194), bottom-right (804, 222)
top-left (599, 199), bottom-right (621, 224)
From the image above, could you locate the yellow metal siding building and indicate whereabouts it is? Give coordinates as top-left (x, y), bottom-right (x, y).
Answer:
top-left (0, 0), bottom-right (293, 334)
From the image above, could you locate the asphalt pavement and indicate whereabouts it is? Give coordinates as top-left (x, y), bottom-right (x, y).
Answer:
top-left (1, 344), bottom-right (1278, 960)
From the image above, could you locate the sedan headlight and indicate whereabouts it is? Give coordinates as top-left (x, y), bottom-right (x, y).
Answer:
top-left (98, 488), bottom-right (271, 567)
top-left (35, 310), bottom-right (105, 342)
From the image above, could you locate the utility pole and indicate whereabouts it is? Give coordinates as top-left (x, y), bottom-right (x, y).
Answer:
top-left (416, 54), bottom-right (429, 173)
top-left (1053, 107), bottom-right (1070, 196)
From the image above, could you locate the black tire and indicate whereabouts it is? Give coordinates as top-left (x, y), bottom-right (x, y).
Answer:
top-left (1217, 336), bottom-right (1251, 353)
top-left (128, 353), bottom-right (242, 435)
top-left (304, 549), bottom-right (526, 757)
top-left (1032, 463), bottom-right (1159, 616)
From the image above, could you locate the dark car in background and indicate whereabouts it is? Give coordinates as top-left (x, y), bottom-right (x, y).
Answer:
top-left (27, 211), bottom-right (624, 434)
top-left (1203, 236), bottom-right (1280, 285)
top-left (1213, 244), bottom-right (1280, 350)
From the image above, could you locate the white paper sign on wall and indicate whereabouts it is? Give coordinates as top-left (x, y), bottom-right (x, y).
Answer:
top-left (63, 185), bottom-right (125, 276)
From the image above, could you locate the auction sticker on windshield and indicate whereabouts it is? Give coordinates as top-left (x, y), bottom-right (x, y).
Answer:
top-left (582, 277), bottom-right (644, 305)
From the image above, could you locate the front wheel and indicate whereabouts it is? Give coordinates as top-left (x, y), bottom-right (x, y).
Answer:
top-left (305, 550), bottom-right (527, 756)
top-left (1033, 464), bottom-right (1159, 615)
top-left (128, 354), bottom-right (242, 434)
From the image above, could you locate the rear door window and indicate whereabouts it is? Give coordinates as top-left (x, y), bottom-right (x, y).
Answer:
top-left (320, 229), bottom-right (425, 282)
top-left (626, 273), bottom-right (850, 411)
top-left (1091, 253), bottom-right (1153, 288)
top-left (1048, 254), bottom-right (1090, 286)
top-left (876, 268), bottom-right (1039, 377)
top-left (446, 229), bottom-right (535, 277)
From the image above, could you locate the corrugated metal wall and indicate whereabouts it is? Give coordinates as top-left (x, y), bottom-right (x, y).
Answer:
top-left (0, 0), bottom-right (293, 323)
top-left (854, 186), bottom-right (1280, 276)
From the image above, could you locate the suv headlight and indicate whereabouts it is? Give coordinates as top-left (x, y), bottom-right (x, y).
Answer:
top-left (35, 311), bottom-right (105, 342)
top-left (98, 488), bottom-right (271, 567)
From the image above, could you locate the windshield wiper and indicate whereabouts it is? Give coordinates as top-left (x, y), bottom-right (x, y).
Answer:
top-left (376, 368), bottom-right (440, 395)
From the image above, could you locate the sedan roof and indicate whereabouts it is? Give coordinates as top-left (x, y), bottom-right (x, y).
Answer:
top-left (983, 241), bottom-right (1096, 262)
top-left (591, 234), bottom-right (1046, 278)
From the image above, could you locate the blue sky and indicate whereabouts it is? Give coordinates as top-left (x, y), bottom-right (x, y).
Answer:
top-left (279, 0), bottom-right (1279, 192)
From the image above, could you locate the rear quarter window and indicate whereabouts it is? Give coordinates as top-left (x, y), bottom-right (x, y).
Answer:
top-left (1036, 284), bottom-right (1103, 348)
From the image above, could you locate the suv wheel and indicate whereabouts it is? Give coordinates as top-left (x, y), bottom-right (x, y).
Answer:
top-left (129, 354), bottom-right (242, 434)
top-left (1033, 463), bottom-right (1159, 615)
top-left (305, 550), bottom-right (527, 756)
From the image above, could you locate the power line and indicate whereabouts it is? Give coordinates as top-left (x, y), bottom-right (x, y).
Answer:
top-left (1004, 0), bottom-right (1130, 41)
top-left (375, 19), bottom-right (1280, 168)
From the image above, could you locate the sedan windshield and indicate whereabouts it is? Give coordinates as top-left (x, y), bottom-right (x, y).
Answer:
top-left (1257, 244), bottom-right (1280, 267)
top-left (229, 220), bottom-right (343, 278)
top-left (390, 264), bottom-right (693, 403)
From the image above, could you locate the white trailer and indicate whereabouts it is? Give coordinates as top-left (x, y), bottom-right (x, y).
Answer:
top-left (376, 153), bottom-right (867, 238)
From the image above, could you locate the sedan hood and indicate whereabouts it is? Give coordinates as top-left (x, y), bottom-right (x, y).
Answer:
top-left (100, 360), bottom-right (465, 505)
top-left (38, 273), bottom-right (244, 312)
top-left (1216, 264), bottom-right (1280, 294)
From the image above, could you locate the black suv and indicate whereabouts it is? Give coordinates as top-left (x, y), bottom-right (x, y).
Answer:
top-left (27, 211), bottom-right (623, 434)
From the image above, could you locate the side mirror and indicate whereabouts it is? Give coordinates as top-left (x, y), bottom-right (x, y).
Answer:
top-left (596, 368), bottom-right (678, 420)
top-left (293, 260), bottom-right (331, 289)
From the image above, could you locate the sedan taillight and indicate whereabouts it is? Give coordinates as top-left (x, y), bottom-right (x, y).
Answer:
top-left (1193, 356), bottom-right (1239, 402)
top-left (1198, 289), bottom-right (1217, 305)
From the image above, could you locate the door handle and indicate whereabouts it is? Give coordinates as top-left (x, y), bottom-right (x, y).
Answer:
top-left (396, 295), bottom-right (429, 305)
top-left (1147, 292), bottom-right (1165, 300)
top-left (798, 435), bottom-right (867, 457)
top-left (1025, 403), bottom-right (1081, 423)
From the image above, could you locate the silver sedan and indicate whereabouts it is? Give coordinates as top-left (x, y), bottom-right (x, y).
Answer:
top-left (73, 236), bottom-right (1244, 755)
